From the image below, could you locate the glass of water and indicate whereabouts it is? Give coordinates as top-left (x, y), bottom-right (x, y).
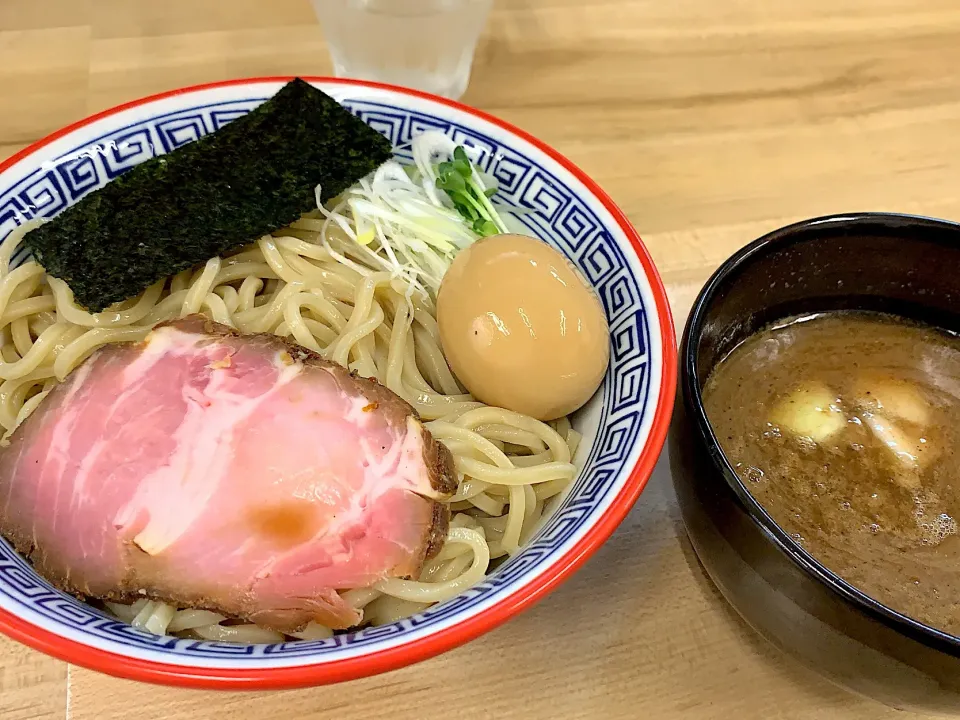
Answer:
top-left (311, 0), bottom-right (493, 100)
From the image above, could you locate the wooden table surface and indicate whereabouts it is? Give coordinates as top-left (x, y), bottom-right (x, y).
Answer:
top-left (3, 0), bottom-right (960, 718)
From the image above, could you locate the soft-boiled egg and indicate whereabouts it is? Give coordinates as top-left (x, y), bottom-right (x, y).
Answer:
top-left (437, 233), bottom-right (610, 421)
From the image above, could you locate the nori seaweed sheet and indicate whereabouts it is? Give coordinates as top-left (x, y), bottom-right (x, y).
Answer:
top-left (24, 78), bottom-right (393, 311)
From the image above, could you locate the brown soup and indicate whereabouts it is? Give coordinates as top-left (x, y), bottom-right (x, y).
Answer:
top-left (703, 311), bottom-right (960, 635)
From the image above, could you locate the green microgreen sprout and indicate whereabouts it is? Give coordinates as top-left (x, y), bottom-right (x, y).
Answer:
top-left (435, 146), bottom-right (509, 238)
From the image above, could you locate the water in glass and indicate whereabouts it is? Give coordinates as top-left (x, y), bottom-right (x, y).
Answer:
top-left (312, 0), bottom-right (492, 100)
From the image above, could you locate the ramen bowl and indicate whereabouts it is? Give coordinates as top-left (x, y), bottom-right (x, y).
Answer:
top-left (0, 77), bottom-right (675, 688)
top-left (671, 213), bottom-right (960, 713)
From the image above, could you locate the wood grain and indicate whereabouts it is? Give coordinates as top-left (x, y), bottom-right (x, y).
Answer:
top-left (2, 0), bottom-right (960, 717)
top-left (0, 637), bottom-right (67, 720)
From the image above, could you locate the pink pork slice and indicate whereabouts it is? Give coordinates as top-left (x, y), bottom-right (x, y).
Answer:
top-left (0, 316), bottom-right (457, 632)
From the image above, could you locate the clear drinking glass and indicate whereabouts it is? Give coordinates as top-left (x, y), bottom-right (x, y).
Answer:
top-left (311, 0), bottom-right (493, 100)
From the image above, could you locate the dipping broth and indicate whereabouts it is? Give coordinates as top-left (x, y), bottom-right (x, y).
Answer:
top-left (703, 311), bottom-right (960, 635)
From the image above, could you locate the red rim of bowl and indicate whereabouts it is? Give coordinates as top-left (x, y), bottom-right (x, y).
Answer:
top-left (0, 76), bottom-right (678, 689)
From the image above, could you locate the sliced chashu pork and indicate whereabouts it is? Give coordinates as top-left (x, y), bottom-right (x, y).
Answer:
top-left (0, 316), bottom-right (456, 632)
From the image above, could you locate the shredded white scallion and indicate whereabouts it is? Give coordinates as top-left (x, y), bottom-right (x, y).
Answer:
top-left (313, 131), bottom-right (508, 299)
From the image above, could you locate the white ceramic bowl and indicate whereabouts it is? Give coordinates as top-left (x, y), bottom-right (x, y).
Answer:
top-left (0, 77), bottom-right (676, 688)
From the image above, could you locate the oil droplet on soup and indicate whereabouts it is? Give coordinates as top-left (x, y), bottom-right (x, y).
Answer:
top-left (702, 311), bottom-right (960, 635)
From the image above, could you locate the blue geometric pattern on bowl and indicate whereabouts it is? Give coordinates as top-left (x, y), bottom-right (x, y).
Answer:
top-left (0, 96), bottom-right (651, 661)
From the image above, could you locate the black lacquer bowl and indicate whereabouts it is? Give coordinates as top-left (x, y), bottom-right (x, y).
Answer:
top-left (670, 213), bottom-right (960, 713)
